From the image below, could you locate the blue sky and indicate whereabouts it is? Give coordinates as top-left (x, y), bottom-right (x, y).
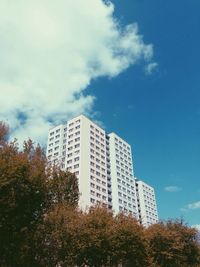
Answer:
top-left (86, 0), bottom-right (200, 226)
top-left (0, 0), bottom-right (199, 227)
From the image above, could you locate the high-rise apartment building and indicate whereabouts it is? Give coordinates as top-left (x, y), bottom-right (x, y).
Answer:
top-left (47, 115), bottom-right (110, 209)
top-left (136, 179), bottom-right (159, 227)
top-left (108, 133), bottom-right (138, 218)
top-left (46, 114), bottom-right (158, 225)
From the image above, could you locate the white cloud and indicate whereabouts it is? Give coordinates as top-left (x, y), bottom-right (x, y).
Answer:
top-left (145, 62), bottom-right (158, 75)
top-left (185, 201), bottom-right (200, 210)
top-left (181, 201), bottom-right (200, 212)
top-left (164, 186), bottom-right (182, 192)
top-left (192, 224), bottom-right (200, 231)
top-left (0, 0), bottom-right (154, 145)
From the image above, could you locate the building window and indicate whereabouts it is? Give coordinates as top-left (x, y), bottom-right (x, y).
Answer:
top-left (96, 178), bottom-right (101, 183)
top-left (74, 157), bottom-right (79, 162)
top-left (96, 164), bottom-right (100, 170)
top-left (90, 183), bottom-right (95, 188)
top-left (90, 175), bottom-right (95, 181)
top-left (74, 150), bottom-right (80, 155)
top-left (75, 131), bottom-right (80, 136)
top-left (90, 190), bottom-right (95, 195)
top-left (90, 198), bottom-right (95, 203)
top-left (96, 140), bottom-right (100, 145)
top-left (75, 143), bottom-right (80, 148)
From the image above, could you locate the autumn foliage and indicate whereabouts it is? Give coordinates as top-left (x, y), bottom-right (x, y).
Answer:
top-left (0, 122), bottom-right (200, 267)
top-left (0, 123), bottom-right (79, 266)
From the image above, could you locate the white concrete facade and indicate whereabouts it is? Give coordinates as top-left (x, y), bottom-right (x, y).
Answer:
top-left (136, 179), bottom-right (159, 227)
top-left (47, 115), bottom-right (109, 210)
top-left (46, 114), bottom-right (158, 225)
top-left (108, 133), bottom-right (138, 218)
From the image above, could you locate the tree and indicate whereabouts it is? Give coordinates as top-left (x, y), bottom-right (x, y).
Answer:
top-left (34, 206), bottom-right (149, 267)
top-left (146, 220), bottom-right (200, 267)
top-left (34, 205), bottom-right (114, 267)
top-left (47, 167), bottom-right (79, 208)
top-left (0, 121), bottom-right (9, 146)
top-left (0, 122), bottom-right (79, 266)
top-left (34, 204), bottom-right (81, 267)
top-left (75, 205), bottom-right (114, 267)
top-left (0, 138), bottom-right (47, 266)
top-left (110, 213), bottom-right (149, 267)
